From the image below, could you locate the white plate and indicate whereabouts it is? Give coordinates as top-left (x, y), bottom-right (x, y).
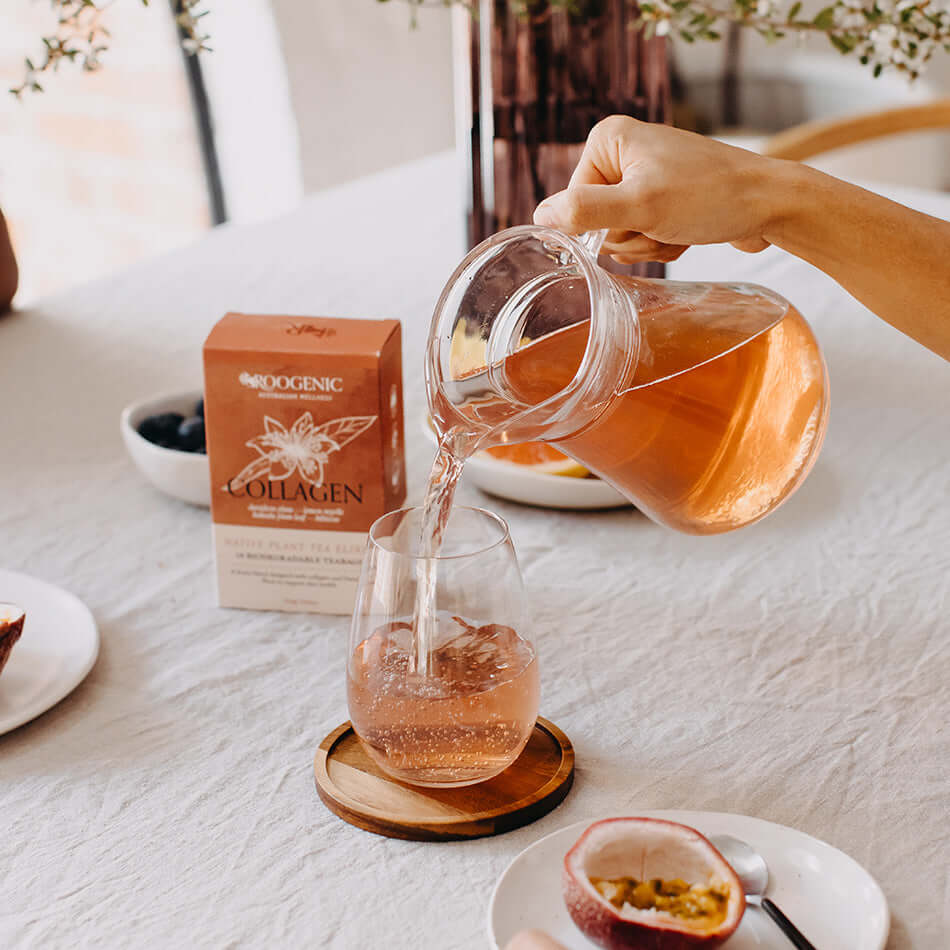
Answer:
top-left (421, 418), bottom-right (630, 511)
top-left (489, 810), bottom-right (889, 950)
top-left (0, 569), bottom-right (100, 735)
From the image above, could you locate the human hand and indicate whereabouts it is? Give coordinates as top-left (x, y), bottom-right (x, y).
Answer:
top-left (533, 115), bottom-right (790, 264)
top-left (502, 929), bottom-right (568, 950)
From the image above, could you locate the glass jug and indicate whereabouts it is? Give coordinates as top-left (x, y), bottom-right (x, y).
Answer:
top-left (426, 226), bottom-right (829, 535)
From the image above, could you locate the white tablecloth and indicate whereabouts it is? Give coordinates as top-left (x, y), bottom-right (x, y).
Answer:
top-left (2, 153), bottom-right (947, 949)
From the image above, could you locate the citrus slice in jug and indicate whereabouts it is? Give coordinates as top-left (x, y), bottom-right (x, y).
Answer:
top-left (482, 442), bottom-right (590, 478)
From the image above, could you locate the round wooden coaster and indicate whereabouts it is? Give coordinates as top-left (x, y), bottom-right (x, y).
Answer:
top-left (314, 717), bottom-right (575, 841)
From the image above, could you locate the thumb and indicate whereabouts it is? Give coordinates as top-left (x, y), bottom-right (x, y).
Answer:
top-left (534, 184), bottom-right (633, 235)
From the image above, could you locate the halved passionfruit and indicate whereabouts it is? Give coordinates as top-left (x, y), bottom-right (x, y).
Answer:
top-left (563, 818), bottom-right (745, 949)
top-left (0, 603), bottom-right (25, 677)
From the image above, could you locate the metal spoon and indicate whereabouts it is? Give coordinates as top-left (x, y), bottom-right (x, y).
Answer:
top-left (709, 834), bottom-right (818, 950)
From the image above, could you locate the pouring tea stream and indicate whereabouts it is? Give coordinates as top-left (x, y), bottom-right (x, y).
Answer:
top-left (410, 224), bottom-right (829, 667)
top-left (348, 223), bottom-right (830, 788)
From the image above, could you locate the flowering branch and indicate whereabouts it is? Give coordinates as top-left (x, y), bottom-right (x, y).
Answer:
top-left (638, 0), bottom-right (950, 79)
top-left (11, 0), bottom-right (211, 98)
top-left (387, 0), bottom-right (950, 79)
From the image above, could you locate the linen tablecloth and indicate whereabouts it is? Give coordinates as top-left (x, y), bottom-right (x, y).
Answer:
top-left (1, 153), bottom-right (947, 948)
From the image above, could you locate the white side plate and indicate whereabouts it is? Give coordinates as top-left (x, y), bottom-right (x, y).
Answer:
top-left (489, 810), bottom-right (889, 950)
top-left (0, 569), bottom-right (100, 736)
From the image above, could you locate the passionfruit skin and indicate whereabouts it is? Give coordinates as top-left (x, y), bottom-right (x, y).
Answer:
top-left (0, 603), bottom-right (25, 677)
top-left (563, 817), bottom-right (745, 950)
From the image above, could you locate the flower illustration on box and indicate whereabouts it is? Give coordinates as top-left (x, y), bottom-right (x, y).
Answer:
top-left (226, 412), bottom-right (377, 491)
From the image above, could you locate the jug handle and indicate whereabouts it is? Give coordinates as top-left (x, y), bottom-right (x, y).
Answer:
top-left (580, 229), bottom-right (608, 259)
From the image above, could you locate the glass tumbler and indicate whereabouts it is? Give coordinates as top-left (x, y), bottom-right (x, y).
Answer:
top-left (347, 506), bottom-right (539, 788)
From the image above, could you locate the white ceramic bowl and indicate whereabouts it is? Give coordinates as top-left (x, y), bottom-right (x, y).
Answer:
top-left (422, 418), bottom-right (629, 511)
top-left (120, 390), bottom-right (210, 507)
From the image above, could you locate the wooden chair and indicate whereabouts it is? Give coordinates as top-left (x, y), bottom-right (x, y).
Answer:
top-left (762, 98), bottom-right (950, 161)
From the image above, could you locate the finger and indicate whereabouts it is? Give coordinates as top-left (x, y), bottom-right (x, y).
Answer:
top-left (568, 115), bottom-right (641, 188)
top-left (606, 234), bottom-right (689, 263)
top-left (533, 184), bottom-right (634, 234)
top-left (568, 144), bottom-right (612, 189)
top-left (612, 249), bottom-right (687, 265)
top-left (731, 237), bottom-right (771, 254)
top-left (602, 228), bottom-right (641, 251)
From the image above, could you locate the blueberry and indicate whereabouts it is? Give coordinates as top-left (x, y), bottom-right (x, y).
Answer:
top-left (139, 412), bottom-right (184, 447)
top-left (177, 415), bottom-right (206, 452)
top-left (194, 397), bottom-right (204, 418)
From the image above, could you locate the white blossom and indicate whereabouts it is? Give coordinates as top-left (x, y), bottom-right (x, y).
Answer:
top-left (870, 22), bottom-right (900, 48)
top-left (834, 7), bottom-right (868, 29)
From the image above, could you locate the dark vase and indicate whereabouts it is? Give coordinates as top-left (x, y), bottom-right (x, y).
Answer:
top-left (457, 0), bottom-right (671, 276)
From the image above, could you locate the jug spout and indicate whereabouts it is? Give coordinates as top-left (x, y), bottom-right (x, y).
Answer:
top-left (426, 224), bottom-right (638, 453)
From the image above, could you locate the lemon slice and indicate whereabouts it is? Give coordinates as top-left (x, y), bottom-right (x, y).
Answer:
top-left (449, 318), bottom-right (489, 378)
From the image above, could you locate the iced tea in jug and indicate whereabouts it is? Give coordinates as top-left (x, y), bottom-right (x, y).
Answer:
top-left (425, 227), bottom-right (829, 536)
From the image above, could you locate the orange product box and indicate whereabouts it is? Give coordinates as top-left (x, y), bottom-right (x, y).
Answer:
top-left (202, 313), bottom-right (406, 613)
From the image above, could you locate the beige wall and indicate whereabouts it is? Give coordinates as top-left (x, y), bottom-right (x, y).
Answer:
top-left (270, 0), bottom-right (455, 194)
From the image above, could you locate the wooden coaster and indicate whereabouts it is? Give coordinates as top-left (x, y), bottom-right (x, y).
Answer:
top-left (314, 717), bottom-right (574, 841)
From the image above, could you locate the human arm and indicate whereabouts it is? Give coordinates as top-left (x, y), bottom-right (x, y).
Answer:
top-left (533, 116), bottom-right (950, 361)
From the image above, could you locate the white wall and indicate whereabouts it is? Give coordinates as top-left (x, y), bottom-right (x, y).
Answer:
top-left (200, 0), bottom-right (304, 223)
top-left (269, 0), bottom-right (455, 194)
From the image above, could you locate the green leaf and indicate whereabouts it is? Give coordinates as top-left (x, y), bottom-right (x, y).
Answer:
top-left (830, 33), bottom-right (857, 53)
top-left (812, 6), bottom-right (836, 29)
top-left (787, 2), bottom-right (802, 22)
